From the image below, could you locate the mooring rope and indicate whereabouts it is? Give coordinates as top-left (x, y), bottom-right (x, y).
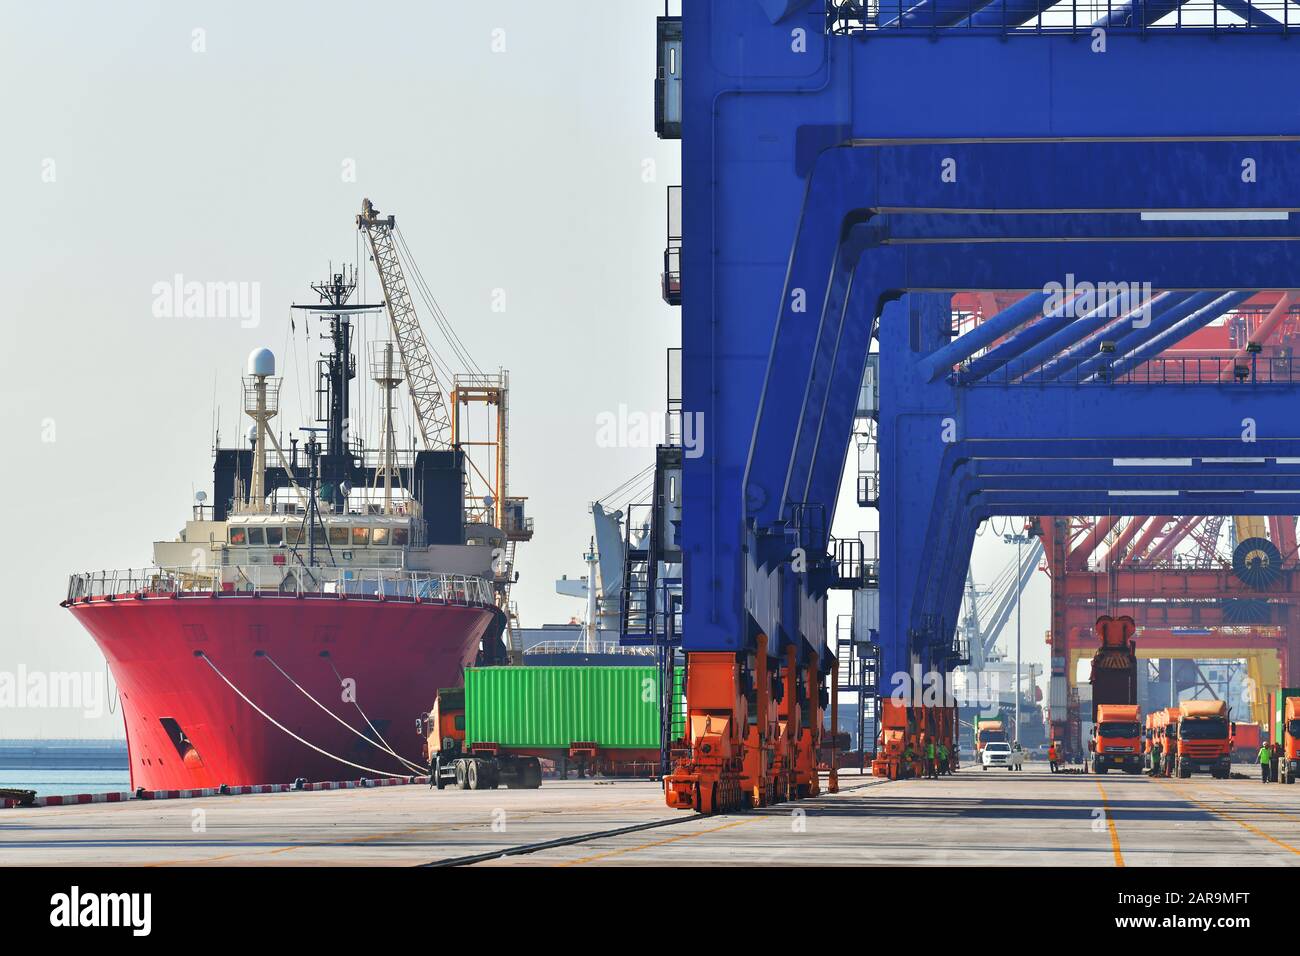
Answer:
top-left (261, 652), bottom-right (423, 774)
top-left (196, 652), bottom-right (408, 779)
top-left (323, 655), bottom-right (424, 772)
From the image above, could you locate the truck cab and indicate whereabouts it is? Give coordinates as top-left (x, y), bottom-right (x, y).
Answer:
top-left (1172, 700), bottom-right (1233, 779)
top-left (418, 686), bottom-right (542, 791)
top-left (1091, 704), bottom-right (1143, 775)
top-left (418, 688), bottom-right (466, 769)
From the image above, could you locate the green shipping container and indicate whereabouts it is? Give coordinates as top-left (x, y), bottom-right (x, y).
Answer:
top-left (672, 666), bottom-right (685, 741)
top-left (465, 666), bottom-right (661, 750)
top-left (1275, 688), bottom-right (1300, 739)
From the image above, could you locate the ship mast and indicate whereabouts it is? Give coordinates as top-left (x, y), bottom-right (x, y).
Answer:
top-left (371, 342), bottom-right (404, 515)
top-left (290, 267), bottom-right (383, 514)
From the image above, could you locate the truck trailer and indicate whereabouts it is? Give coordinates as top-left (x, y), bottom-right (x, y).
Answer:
top-left (420, 666), bottom-right (665, 791)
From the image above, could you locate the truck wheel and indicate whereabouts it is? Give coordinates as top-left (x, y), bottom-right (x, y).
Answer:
top-left (455, 759), bottom-right (470, 790)
top-left (467, 760), bottom-right (481, 791)
top-left (523, 757), bottom-right (542, 789)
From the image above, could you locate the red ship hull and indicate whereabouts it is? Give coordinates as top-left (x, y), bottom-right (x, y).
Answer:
top-left (68, 595), bottom-right (496, 791)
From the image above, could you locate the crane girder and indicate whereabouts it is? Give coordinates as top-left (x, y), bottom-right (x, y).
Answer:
top-left (357, 200), bottom-right (453, 451)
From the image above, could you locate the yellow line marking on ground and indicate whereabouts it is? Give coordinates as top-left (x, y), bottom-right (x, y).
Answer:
top-left (1095, 781), bottom-right (1125, 867)
top-left (1153, 778), bottom-right (1300, 857)
top-left (559, 816), bottom-right (759, 867)
top-left (1201, 786), bottom-right (1300, 825)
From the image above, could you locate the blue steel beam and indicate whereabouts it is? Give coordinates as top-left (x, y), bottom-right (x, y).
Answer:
top-left (959, 292), bottom-right (1080, 383)
top-left (879, 0), bottom-right (990, 28)
top-left (920, 291), bottom-right (1050, 381)
top-left (1097, 0), bottom-right (1282, 29)
top-left (750, 221), bottom-right (1300, 678)
top-left (756, 0), bottom-right (817, 21)
top-left (1028, 292), bottom-right (1210, 382)
top-left (970, 459), bottom-right (1300, 476)
top-left (955, 0), bottom-right (1060, 27)
top-left (1001, 292), bottom-right (1189, 382)
top-left (762, 222), bottom-right (1300, 533)
top-left (988, 289), bottom-right (1130, 381)
top-left (751, 200), bottom-right (1300, 530)
top-left (682, 2), bottom-right (1300, 679)
top-left (1077, 291), bottom-right (1252, 382)
top-left (1104, 291), bottom-right (1256, 379)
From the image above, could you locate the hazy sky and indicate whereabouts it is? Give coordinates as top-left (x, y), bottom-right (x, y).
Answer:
top-left (0, 0), bottom-right (1047, 739)
top-left (0, 0), bottom-right (686, 737)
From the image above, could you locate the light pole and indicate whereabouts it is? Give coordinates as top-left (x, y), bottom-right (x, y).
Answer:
top-left (1004, 531), bottom-right (1031, 745)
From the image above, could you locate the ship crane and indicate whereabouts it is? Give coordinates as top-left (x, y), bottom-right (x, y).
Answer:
top-left (357, 198), bottom-right (454, 451)
top-left (358, 198), bottom-right (532, 663)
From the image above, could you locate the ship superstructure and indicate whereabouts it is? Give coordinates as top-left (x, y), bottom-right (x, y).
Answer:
top-left (64, 202), bottom-right (529, 790)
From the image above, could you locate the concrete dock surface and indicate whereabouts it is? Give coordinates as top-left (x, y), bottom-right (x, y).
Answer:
top-left (5, 762), bottom-right (1300, 866)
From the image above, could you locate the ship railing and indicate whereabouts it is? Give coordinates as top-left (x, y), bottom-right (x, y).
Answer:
top-left (524, 639), bottom-right (656, 657)
top-left (66, 567), bottom-right (496, 607)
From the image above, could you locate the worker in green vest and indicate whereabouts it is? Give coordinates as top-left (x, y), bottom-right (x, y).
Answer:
top-left (1259, 742), bottom-right (1273, 784)
top-left (924, 739), bottom-right (937, 779)
top-left (937, 741), bottom-right (950, 776)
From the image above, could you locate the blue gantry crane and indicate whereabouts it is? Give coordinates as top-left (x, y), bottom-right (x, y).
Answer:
top-left (655, 0), bottom-right (1300, 813)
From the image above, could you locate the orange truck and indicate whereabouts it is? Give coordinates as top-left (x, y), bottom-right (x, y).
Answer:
top-left (973, 717), bottom-right (1007, 764)
top-left (1090, 703), bottom-right (1143, 774)
top-left (1168, 699), bottom-right (1233, 779)
top-left (418, 687), bottom-right (543, 790)
top-left (1277, 691), bottom-right (1300, 785)
top-left (1231, 722), bottom-right (1263, 764)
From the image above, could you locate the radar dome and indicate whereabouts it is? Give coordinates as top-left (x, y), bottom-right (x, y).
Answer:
top-left (247, 347), bottom-right (276, 377)
top-left (247, 424), bottom-right (259, 444)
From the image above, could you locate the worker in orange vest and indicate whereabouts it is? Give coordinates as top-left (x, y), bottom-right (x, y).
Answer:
top-left (1048, 742), bottom-right (1059, 773)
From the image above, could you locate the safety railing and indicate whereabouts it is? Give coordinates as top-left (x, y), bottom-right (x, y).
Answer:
top-left (525, 639), bottom-right (656, 657)
top-left (828, 0), bottom-right (1296, 35)
top-left (662, 186), bottom-right (681, 306)
top-left (66, 566), bottom-right (496, 607)
top-left (956, 354), bottom-right (1300, 386)
top-left (832, 531), bottom-right (881, 589)
top-left (1085, 552), bottom-right (1229, 572)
